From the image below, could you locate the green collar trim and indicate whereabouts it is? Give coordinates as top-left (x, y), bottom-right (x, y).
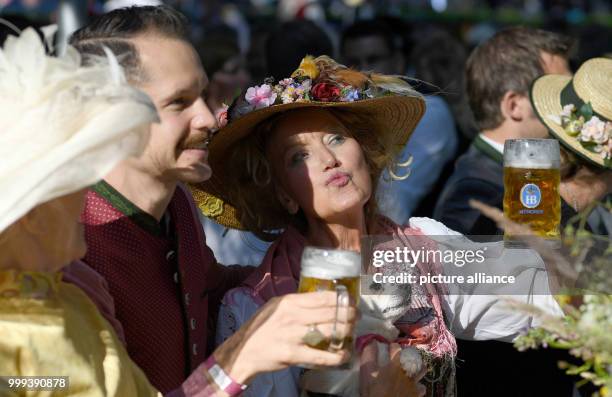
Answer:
top-left (473, 135), bottom-right (503, 164)
top-left (92, 180), bottom-right (163, 237)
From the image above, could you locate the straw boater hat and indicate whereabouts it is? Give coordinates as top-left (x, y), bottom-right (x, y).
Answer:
top-left (0, 27), bottom-right (157, 233)
top-left (191, 55), bottom-right (425, 231)
top-left (531, 57), bottom-right (612, 170)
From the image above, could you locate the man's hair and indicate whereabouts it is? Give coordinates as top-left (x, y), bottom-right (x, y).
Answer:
top-left (340, 19), bottom-right (400, 56)
top-left (466, 27), bottom-right (573, 130)
top-left (69, 5), bottom-right (189, 82)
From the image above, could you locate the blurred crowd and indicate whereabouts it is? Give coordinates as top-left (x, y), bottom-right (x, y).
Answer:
top-left (1, 1), bottom-right (611, 397)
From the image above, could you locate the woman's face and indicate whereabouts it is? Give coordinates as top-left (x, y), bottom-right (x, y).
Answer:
top-left (266, 109), bottom-right (372, 223)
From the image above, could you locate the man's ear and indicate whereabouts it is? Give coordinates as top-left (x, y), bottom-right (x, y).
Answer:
top-left (500, 91), bottom-right (529, 123)
top-left (274, 185), bottom-right (299, 215)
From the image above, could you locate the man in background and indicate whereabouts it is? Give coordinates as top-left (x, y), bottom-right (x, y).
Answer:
top-left (434, 27), bottom-right (572, 236)
top-left (434, 26), bottom-right (578, 397)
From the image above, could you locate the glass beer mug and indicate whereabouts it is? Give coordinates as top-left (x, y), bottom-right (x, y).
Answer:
top-left (503, 139), bottom-right (561, 243)
top-left (298, 247), bottom-right (360, 354)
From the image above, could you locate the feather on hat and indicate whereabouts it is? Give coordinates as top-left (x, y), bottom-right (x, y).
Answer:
top-left (0, 27), bottom-right (158, 232)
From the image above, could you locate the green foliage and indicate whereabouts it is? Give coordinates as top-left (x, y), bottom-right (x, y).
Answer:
top-left (514, 202), bottom-right (612, 396)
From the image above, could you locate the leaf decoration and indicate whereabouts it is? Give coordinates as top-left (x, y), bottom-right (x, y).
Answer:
top-left (578, 102), bottom-right (594, 120)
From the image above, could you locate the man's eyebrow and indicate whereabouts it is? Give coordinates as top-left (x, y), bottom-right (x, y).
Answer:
top-left (163, 88), bottom-right (190, 99)
top-left (162, 83), bottom-right (205, 103)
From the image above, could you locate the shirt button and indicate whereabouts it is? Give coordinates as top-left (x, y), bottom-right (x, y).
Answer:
top-left (184, 293), bottom-right (190, 306)
top-left (190, 318), bottom-right (196, 330)
top-left (166, 250), bottom-right (176, 261)
top-left (173, 272), bottom-right (179, 284)
top-left (192, 343), bottom-right (198, 356)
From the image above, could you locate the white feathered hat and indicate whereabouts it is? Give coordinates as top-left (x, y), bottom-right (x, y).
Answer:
top-left (0, 26), bottom-right (158, 233)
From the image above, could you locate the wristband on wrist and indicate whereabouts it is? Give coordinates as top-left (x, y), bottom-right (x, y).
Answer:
top-left (204, 355), bottom-right (248, 396)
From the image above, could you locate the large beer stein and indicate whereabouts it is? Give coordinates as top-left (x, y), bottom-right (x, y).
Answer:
top-left (298, 247), bottom-right (360, 353)
top-left (503, 139), bottom-right (561, 242)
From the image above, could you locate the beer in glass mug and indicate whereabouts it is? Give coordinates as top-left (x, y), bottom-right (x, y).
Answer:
top-left (503, 139), bottom-right (561, 242)
top-left (298, 247), bottom-right (360, 352)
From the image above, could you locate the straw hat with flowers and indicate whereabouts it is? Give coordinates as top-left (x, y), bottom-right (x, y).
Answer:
top-left (531, 57), bottom-right (612, 170)
top-left (190, 55), bottom-right (425, 233)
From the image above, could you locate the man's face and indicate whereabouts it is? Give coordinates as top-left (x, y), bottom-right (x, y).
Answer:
top-left (524, 52), bottom-right (572, 138)
top-left (133, 35), bottom-right (217, 183)
top-left (341, 35), bottom-right (403, 75)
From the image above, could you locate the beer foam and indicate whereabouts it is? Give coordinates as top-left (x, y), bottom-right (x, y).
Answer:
top-left (504, 139), bottom-right (560, 168)
top-left (505, 157), bottom-right (557, 169)
top-left (301, 248), bottom-right (361, 279)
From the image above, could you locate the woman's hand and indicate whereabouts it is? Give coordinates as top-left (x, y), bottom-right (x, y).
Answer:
top-left (360, 342), bottom-right (426, 397)
top-left (213, 291), bottom-right (357, 384)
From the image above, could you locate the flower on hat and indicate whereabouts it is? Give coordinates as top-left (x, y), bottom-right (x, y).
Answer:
top-left (604, 138), bottom-right (612, 160)
top-left (549, 102), bottom-right (612, 164)
top-left (279, 79), bottom-right (312, 104)
top-left (216, 103), bottom-right (229, 128)
top-left (311, 82), bottom-right (341, 102)
top-left (580, 116), bottom-right (608, 145)
top-left (201, 196), bottom-right (224, 217)
top-left (245, 84), bottom-right (277, 109)
top-left (227, 55), bottom-right (418, 125)
top-left (341, 87), bottom-right (361, 102)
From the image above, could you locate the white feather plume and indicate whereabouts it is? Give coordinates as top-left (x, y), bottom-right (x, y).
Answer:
top-left (0, 26), bottom-right (158, 232)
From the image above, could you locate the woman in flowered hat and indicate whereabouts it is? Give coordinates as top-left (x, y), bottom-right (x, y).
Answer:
top-left (193, 56), bottom-right (564, 397)
top-left (531, 57), bottom-right (612, 235)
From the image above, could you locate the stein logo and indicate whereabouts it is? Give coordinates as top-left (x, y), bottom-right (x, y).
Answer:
top-left (520, 183), bottom-right (541, 208)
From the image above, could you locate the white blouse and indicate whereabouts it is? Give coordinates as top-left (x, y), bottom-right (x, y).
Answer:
top-left (216, 217), bottom-right (563, 397)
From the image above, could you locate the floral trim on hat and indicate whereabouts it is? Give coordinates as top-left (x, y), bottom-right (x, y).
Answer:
top-left (228, 55), bottom-right (406, 123)
top-left (548, 103), bottom-right (612, 166)
top-left (201, 196), bottom-right (224, 217)
top-left (216, 103), bottom-right (229, 128)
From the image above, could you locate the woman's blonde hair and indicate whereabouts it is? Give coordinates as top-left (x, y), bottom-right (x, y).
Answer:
top-left (224, 107), bottom-right (410, 241)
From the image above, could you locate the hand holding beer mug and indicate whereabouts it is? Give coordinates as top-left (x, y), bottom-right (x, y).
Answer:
top-left (298, 247), bottom-right (360, 362)
top-left (503, 139), bottom-right (561, 244)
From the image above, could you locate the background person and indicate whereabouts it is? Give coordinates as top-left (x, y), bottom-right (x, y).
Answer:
top-left (434, 27), bottom-right (573, 236)
top-left (433, 26), bottom-right (580, 397)
top-left (530, 57), bottom-right (612, 235)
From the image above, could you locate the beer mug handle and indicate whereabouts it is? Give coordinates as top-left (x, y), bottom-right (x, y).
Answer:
top-left (329, 283), bottom-right (350, 352)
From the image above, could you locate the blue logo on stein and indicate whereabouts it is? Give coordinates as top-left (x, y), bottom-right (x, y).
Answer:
top-left (520, 183), bottom-right (541, 208)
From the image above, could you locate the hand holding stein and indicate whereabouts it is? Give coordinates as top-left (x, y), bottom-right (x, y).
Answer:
top-left (212, 247), bottom-right (359, 384)
top-left (298, 247), bottom-right (361, 365)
